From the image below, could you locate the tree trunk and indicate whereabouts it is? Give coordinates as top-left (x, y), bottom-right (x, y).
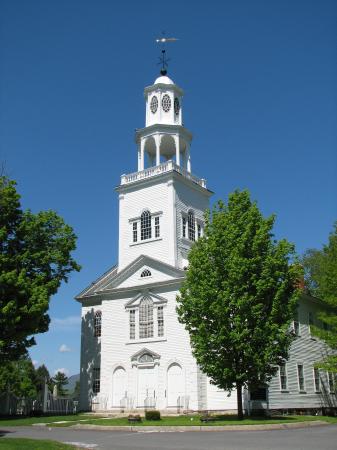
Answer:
top-left (236, 382), bottom-right (243, 420)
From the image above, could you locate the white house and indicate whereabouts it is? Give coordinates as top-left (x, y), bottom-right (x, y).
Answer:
top-left (76, 69), bottom-right (336, 414)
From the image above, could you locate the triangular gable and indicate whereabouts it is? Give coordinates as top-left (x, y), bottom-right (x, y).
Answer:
top-left (124, 291), bottom-right (167, 309)
top-left (103, 255), bottom-right (185, 291)
top-left (75, 264), bottom-right (118, 299)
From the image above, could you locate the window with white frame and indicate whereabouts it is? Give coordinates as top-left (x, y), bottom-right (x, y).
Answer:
top-left (139, 297), bottom-right (154, 339)
top-left (314, 368), bottom-right (320, 392)
top-left (158, 306), bottom-right (164, 337)
top-left (182, 216), bottom-right (187, 238)
top-left (141, 210), bottom-right (152, 240)
top-left (197, 223), bottom-right (202, 239)
top-left (140, 269), bottom-right (151, 278)
top-left (133, 222), bottom-right (138, 243)
top-left (155, 216), bottom-right (160, 238)
top-left (279, 364), bottom-right (288, 390)
top-left (328, 372), bottom-right (335, 393)
top-left (297, 364), bottom-right (305, 391)
top-left (93, 367), bottom-right (100, 394)
top-left (188, 211), bottom-right (195, 241)
top-left (94, 311), bottom-right (102, 337)
top-left (129, 309), bottom-right (135, 340)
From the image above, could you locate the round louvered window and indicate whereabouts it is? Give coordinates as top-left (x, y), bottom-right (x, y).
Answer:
top-left (162, 94), bottom-right (171, 112)
top-left (150, 96), bottom-right (158, 114)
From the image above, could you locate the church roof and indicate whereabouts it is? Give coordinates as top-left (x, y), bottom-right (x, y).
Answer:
top-left (154, 75), bottom-right (174, 85)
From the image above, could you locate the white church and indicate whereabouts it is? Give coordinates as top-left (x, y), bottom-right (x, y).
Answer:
top-left (76, 67), bottom-right (337, 414)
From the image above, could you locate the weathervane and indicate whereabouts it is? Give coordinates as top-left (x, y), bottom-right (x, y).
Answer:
top-left (156, 32), bottom-right (178, 76)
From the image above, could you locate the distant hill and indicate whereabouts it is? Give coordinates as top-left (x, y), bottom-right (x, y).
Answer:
top-left (65, 373), bottom-right (80, 393)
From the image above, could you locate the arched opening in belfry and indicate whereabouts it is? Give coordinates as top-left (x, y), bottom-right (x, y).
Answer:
top-left (160, 134), bottom-right (176, 163)
top-left (143, 136), bottom-right (156, 168)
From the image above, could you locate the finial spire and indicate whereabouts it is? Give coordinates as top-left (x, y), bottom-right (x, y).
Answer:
top-left (155, 32), bottom-right (178, 75)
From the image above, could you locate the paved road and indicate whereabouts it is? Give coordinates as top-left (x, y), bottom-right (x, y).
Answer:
top-left (1, 425), bottom-right (337, 450)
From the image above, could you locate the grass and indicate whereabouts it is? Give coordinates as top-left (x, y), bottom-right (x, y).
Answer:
top-left (0, 438), bottom-right (76, 450)
top-left (1, 413), bottom-right (337, 428)
top-left (0, 414), bottom-right (92, 427)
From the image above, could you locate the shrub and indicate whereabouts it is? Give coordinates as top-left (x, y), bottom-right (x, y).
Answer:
top-left (145, 410), bottom-right (161, 421)
top-left (127, 414), bottom-right (141, 422)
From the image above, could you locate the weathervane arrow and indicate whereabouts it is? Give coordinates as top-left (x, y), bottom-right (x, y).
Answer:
top-left (155, 33), bottom-right (179, 75)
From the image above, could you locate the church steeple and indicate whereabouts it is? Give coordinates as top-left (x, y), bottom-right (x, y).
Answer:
top-left (135, 72), bottom-right (192, 173)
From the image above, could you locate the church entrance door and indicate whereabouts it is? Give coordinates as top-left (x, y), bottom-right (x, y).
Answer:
top-left (137, 367), bottom-right (155, 407)
top-left (167, 364), bottom-right (184, 407)
top-left (112, 367), bottom-right (127, 407)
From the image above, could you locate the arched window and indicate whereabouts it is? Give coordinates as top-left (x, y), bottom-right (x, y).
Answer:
top-left (141, 210), bottom-right (152, 241)
top-left (139, 297), bottom-right (153, 339)
top-left (94, 311), bottom-right (102, 337)
top-left (188, 211), bottom-right (195, 241)
top-left (141, 269), bottom-right (152, 278)
top-left (139, 353), bottom-right (154, 363)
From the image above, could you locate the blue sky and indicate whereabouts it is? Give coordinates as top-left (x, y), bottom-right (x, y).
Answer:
top-left (1, 0), bottom-right (336, 377)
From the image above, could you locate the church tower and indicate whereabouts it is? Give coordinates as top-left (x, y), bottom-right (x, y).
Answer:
top-left (117, 69), bottom-right (212, 271)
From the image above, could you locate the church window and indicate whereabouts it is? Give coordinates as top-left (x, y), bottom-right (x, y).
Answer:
top-left (150, 95), bottom-right (158, 114)
top-left (93, 367), bottom-right (100, 394)
top-left (162, 94), bottom-right (171, 112)
top-left (197, 223), bottom-right (202, 239)
top-left (188, 211), bottom-right (195, 241)
top-left (139, 353), bottom-right (154, 363)
top-left (139, 297), bottom-right (154, 339)
top-left (155, 216), bottom-right (160, 238)
top-left (141, 210), bottom-right (152, 240)
top-left (141, 269), bottom-right (152, 278)
top-left (182, 217), bottom-right (186, 238)
top-left (158, 306), bottom-right (164, 337)
top-left (129, 310), bottom-right (135, 340)
top-left (94, 311), bottom-right (102, 337)
top-left (133, 222), bottom-right (138, 242)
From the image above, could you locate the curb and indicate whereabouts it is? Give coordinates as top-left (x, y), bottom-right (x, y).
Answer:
top-left (70, 420), bottom-right (329, 432)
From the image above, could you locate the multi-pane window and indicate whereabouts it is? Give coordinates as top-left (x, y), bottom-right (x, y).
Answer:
top-left (158, 306), bottom-right (164, 337)
top-left (94, 311), bottom-right (102, 337)
top-left (155, 216), bottom-right (160, 238)
top-left (293, 310), bottom-right (300, 336)
top-left (279, 364), bottom-right (288, 390)
top-left (297, 364), bottom-right (305, 391)
top-left (93, 367), bottom-right (100, 394)
top-left (328, 372), bottom-right (335, 393)
top-left (139, 297), bottom-right (154, 339)
top-left (197, 223), bottom-right (202, 239)
top-left (140, 269), bottom-right (151, 278)
top-left (133, 222), bottom-right (138, 243)
top-left (182, 217), bottom-right (187, 238)
top-left (141, 210), bottom-right (152, 240)
top-left (129, 310), bottom-right (135, 340)
top-left (188, 211), bottom-right (195, 241)
top-left (314, 368), bottom-right (320, 392)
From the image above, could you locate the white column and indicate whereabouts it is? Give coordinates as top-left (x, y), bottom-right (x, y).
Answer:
top-left (174, 134), bottom-right (180, 166)
top-left (186, 142), bottom-right (191, 173)
top-left (155, 134), bottom-right (161, 166)
top-left (139, 139), bottom-right (145, 171)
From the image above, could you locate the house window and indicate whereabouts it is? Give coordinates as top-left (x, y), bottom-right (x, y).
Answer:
top-left (279, 364), bottom-right (288, 390)
top-left (328, 372), bottom-right (335, 393)
top-left (182, 217), bottom-right (187, 238)
top-left (188, 211), bottom-right (195, 241)
top-left (141, 210), bottom-right (152, 240)
top-left (139, 297), bottom-right (153, 339)
top-left (155, 216), bottom-right (160, 238)
top-left (129, 310), bottom-right (135, 340)
top-left (133, 222), bottom-right (138, 242)
top-left (140, 269), bottom-right (151, 278)
top-left (94, 311), bottom-right (102, 337)
top-left (158, 306), bottom-right (164, 337)
top-left (93, 367), bottom-right (100, 394)
top-left (314, 368), bottom-right (320, 392)
top-left (297, 364), bottom-right (305, 391)
top-left (197, 223), bottom-right (202, 239)
top-left (293, 310), bottom-right (300, 336)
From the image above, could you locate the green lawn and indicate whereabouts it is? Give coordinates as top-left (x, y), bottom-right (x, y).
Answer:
top-left (0, 414), bottom-right (93, 427)
top-left (1, 413), bottom-right (337, 428)
top-left (0, 438), bottom-right (76, 450)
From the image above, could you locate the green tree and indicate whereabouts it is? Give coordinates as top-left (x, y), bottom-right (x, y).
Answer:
top-left (177, 190), bottom-right (301, 419)
top-left (302, 223), bottom-right (337, 371)
top-left (0, 176), bottom-right (81, 363)
top-left (52, 371), bottom-right (68, 397)
top-left (35, 364), bottom-right (52, 394)
top-left (0, 354), bottom-right (38, 398)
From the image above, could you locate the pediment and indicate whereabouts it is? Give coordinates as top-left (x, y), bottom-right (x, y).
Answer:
top-left (124, 291), bottom-right (167, 309)
top-left (131, 347), bottom-right (161, 363)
